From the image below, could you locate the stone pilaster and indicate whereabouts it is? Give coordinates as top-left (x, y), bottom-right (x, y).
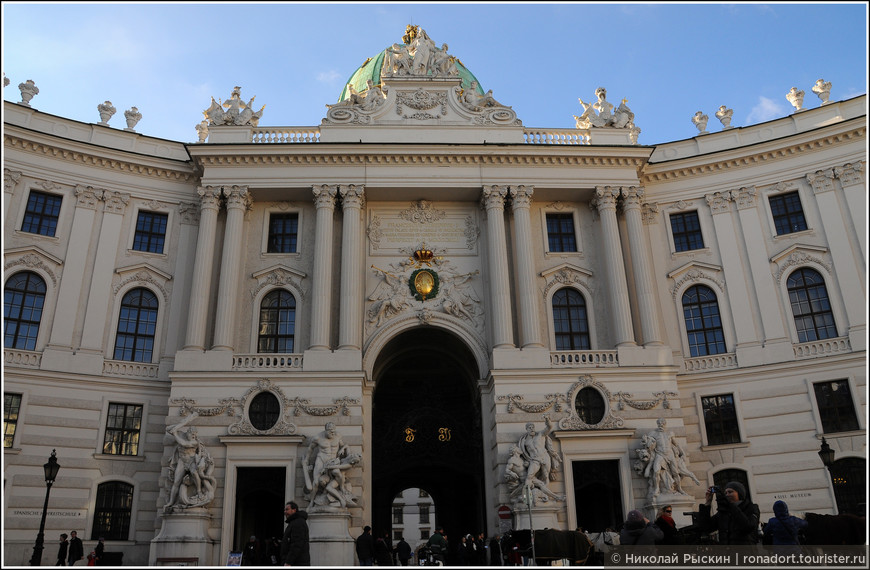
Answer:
top-left (621, 186), bottom-right (662, 346)
top-left (212, 186), bottom-right (250, 351)
top-left (482, 185), bottom-right (515, 349)
top-left (183, 186), bottom-right (222, 350)
top-left (338, 185), bottom-right (365, 350)
top-left (309, 185), bottom-right (337, 350)
top-left (593, 186), bottom-right (635, 347)
top-left (833, 163), bottom-right (866, 261)
top-left (510, 185), bottom-right (543, 348)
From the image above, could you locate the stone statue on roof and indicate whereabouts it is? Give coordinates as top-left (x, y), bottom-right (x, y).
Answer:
top-left (575, 87), bottom-right (634, 130)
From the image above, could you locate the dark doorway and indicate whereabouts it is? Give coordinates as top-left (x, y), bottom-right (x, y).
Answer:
top-left (831, 457), bottom-right (866, 516)
top-left (234, 467), bottom-right (286, 560)
top-left (572, 460), bottom-right (623, 532)
top-left (372, 328), bottom-right (485, 563)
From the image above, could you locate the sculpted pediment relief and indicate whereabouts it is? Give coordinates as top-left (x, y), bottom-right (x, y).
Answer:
top-left (3, 246), bottom-right (63, 285)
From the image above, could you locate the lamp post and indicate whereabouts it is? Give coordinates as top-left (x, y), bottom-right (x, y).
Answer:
top-left (818, 437), bottom-right (836, 472)
top-left (29, 449), bottom-right (60, 566)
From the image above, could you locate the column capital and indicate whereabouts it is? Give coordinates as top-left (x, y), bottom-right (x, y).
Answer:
top-left (339, 184), bottom-right (366, 209)
top-left (197, 186), bottom-right (222, 210)
top-left (74, 185), bottom-right (103, 210)
top-left (103, 190), bottom-right (130, 215)
top-left (178, 202), bottom-right (201, 225)
top-left (4, 168), bottom-right (22, 194)
top-left (834, 162), bottom-right (865, 187)
top-left (593, 185), bottom-right (620, 210)
top-left (806, 168), bottom-right (836, 194)
top-left (312, 184), bottom-right (338, 209)
top-left (705, 190), bottom-right (733, 214)
top-left (222, 185), bottom-right (250, 209)
top-left (732, 186), bottom-right (757, 209)
top-left (509, 185), bottom-right (534, 209)
top-left (481, 185), bottom-right (509, 210)
top-left (620, 185), bottom-right (645, 208)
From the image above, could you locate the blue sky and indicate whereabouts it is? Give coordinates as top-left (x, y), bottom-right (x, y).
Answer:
top-left (2, 2), bottom-right (867, 145)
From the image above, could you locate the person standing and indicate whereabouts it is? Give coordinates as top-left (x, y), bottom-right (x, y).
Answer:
top-left (762, 500), bottom-right (807, 546)
top-left (56, 534), bottom-right (69, 566)
top-left (356, 525), bottom-right (375, 566)
top-left (280, 501), bottom-right (310, 566)
top-left (654, 505), bottom-right (681, 545)
top-left (67, 531), bottom-right (84, 566)
top-left (426, 526), bottom-right (447, 565)
top-left (93, 537), bottom-right (104, 566)
top-left (619, 510), bottom-right (664, 545)
top-left (698, 482), bottom-right (760, 544)
top-left (488, 534), bottom-right (503, 566)
top-left (242, 535), bottom-right (260, 566)
top-left (396, 536), bottom-right (412, 566)
top-left (374, 531), bottom-right (393, 566)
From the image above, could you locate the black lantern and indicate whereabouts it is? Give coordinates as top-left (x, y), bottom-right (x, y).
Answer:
top-left (29, 449), bottom-right (60, 566)
top-left (818, 437), bottom-right (836, 471)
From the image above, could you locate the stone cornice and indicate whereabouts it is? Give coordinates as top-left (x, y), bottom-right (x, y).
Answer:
top-left (192, 152), bottom-right (648, 169)
top-left (641, 125), bottom-right (865, 183)
top-left (3, 133), bottom-right (197, 183)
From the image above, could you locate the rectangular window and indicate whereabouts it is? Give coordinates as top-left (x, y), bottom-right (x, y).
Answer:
top-left (267, 213), bottom-right (299, 253)
top-left (769, 191), bottom-right (808, 235)
top-left (393, 507), bottom-right (404, 524)
top-left (21, 191), bottom-right (63, 237)
top-left (421, 530), bottom-right (429, 541)
top-left (132, 211), bottom-right (168, 253)
top-left (670, 211), bottom-right (704, 252)
top-left (546, 213), bottom-right (577, 252)
top-left (814, 380), bottom-right (860, 433)
top-left (701, 394), bottom-right (741, 446)
top-left (419, 505), bottom-right (429, 524)
top-left (102, 403), bottom-right (143, 455)
top-left (4, 393), bottom-right (22, 448)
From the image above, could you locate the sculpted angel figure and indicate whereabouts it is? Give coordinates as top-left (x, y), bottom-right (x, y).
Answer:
top-left (368, 266), bottom-right (412, 326)
top-left (439, 270), bottom-right (480, 321)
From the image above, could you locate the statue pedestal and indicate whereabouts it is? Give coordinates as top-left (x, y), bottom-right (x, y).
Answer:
top-left (512, 503), bottom-right (561, 531)
top-left (309, 510), bottom-right (355, 566)
top-left (149, 508), bottom-right (214, 565)
top-left (642, 494), bottom-right (697, 529)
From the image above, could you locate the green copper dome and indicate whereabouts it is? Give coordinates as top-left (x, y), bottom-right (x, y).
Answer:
top-left (337, 43), bottom-right (485, 102)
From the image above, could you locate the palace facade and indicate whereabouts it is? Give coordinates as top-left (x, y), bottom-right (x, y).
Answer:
top-left (3, 26), bottom-right (866, 566)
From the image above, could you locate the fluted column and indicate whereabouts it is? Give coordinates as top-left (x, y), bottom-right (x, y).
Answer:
top-left (593, 186), bottom-right (635, 346)
top-left (338, 184), bottom-right (365, 350)
top-left (510, 185), bottom-right (544, 348)
top-left (212, 185), bottom-right (250, 351)
top-left (482, 185), bottom-right (514, 349)
top-left (621, 186), bottom-right (662, 346)
top-left (184, 187), bottom-right (222, 350)
top-left (309, 185), bottom-right (338, 350)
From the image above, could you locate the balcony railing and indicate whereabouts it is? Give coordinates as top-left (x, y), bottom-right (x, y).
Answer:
top-left (794, 337), bottom-right (851, 359)
top-left (683, 353), bottom-right (738, 372)
top-left (103, 359), bottom-right (160, 378)
top-left (250, 127), bottom-right (589, 145)
top-left (4, 349), bottom-right (42, 368)
top-left (232, 353), bottom-right (304, 371)
top-left (523, 128), bottom-right (590, 145)
top-left (550, 350), bottom-right (619, 367)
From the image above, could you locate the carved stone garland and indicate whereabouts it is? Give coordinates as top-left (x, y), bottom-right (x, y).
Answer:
top-left (613, 391), bottom-right (678, 411)
top-left (558, 376), bottom-right (625, 430)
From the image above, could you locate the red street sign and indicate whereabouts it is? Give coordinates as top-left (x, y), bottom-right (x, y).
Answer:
top-left (498, 505), bottom-right (512, 519)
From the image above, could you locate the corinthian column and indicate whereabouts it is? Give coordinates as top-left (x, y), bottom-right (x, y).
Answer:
top-left (212, 186), bottom-right (250, 350)
top-left (482, 185), bottom-right (515, 349)
top-left (183, 186), bottom-right (222, 350)
top-left (309, 185), bottom-right (337, 350)
top-left (593, 186), bottom-right (635, 346)
top-left (621, 186), bottom-right (662, 345)
top-left (338, 185), bottom-right (365, 350)
top-left (510, 185), bottom-right (544, 348)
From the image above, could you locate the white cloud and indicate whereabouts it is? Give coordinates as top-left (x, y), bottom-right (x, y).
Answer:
top-left (745, 96), bottom-right (787, 125)
top-left (317, 70), bottom-right (342, 84)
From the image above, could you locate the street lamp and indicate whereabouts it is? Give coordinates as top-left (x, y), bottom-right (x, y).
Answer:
top-left (818, 437), bottom-right (836, 472)
top-left (29, 449), bottom-right (60, 566)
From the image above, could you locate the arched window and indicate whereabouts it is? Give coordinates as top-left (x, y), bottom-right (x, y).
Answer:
top-left (258, 290), bottom-right (296, 353)
top-left (113, 288), bottom-right (158, 362)
top-left (91, 481), bottom-right (134, 540)
top-left (713, 468), bottom-right (752, 503)
top-left (552, 288), bottom-right (590, 350)
top-left (4, 271), bottom-right (47, 350)
top-left (682, 285), bottom-right (726, 357)
top-left (787, 268), bottom-right (837, 342)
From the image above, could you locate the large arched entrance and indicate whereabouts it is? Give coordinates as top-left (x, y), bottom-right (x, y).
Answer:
top-left (371, 327), bottom-right (485, 560)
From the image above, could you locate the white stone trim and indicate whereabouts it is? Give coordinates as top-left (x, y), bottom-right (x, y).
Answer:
top-left (804, 375), bottom-right (865, 436)
top-left (260, 203), bottom-right (303, 256)
top-left (85, 474), bottom-right (142, 541)
top-left (693, 389), bottom-right (747, 448)
top-left (3, 248), bottom-right (62, 352)
top-left (12, 180), bottom-right (70, 243)
top-left (539, 204), bottom-right (584, 257)
top-left (126, 201), bottom-right (174, 257)
top-left (774, 259), bottom-right (847, 344)
top-left (664, 207), bottom-right (710, 256)
top-left (93, 396), bottom-right (150, 458)
top-left (249, 282), bottom-right (303, 355)
top-left (107, 281), bottom-right (167, 364)
top-left (761, 181), bottom-right (815, 239)
top-left (544, 280), bottom-right (599, 352)
top-left (670, 270), bottom-right (736, 359)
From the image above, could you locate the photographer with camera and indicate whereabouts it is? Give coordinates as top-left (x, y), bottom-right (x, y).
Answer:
top-left (698, 482), bottom-right (760, 544)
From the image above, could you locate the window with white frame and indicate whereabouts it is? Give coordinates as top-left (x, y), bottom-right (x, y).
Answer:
top-left (669, 211), bottom-right (705, 252)
top-left (102, 403), bottom-right (143, 455)
top-left (552, 288), bottom-right (590, 350)
top-left (682, 285), bottom-right (726, 356)
top-left (787, 268), bottom-right (837, 342)
top-left (4, 392), bottom-right (22, 448)
top-left (21, 190), bottom-right (63, 237)
top-left (4, 271), bottom-right (47, 351)
top-left (91, 481), bottom-right (134, 540)
top-left (113, 288), bottom-right (159, 362)
top-left (545, 213), bottom-right (577, 252)
top-left (258, 289), bottom-right (296, 353)
top-left (701, 393), bottom-right (741, 446)
top-left (132, 211), bottom-right (168, 254)
top-left (769, 191), bottom-right (808, 235)
top-left (813, 380), bottom-right (860, 434)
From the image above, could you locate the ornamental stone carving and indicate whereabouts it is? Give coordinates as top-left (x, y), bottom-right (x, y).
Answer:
top-left (715, 106), bottom-right (734, 129)
top-left (97, 101), bottom-right (116, 126)
top-left (834, 162), bottom-right (865, 186)
top-left (164, 412), bottom-right (217, 512)
top-left (812, 79), bottom-right (832, 105)
top-left (691, 111), bottom-right (709, 134)
top-left (669, 267), bottom-right (725, 299)
top-left (633, 418), bottom-right (701, 498)
top-left (4, 169), bottom-right (22, 194)
top-left (195, 119), bottom-right (208, 143)
top-left (302, 422), bottom-right (362, 511)
top-left (18, 79), bottom-right (38, 106)
top-left (400, 200), bottom-right (446, 223)
top-left (74, 185), bottom-right (102, 210)
top-left (227, 379), bottom-right (298, 436)
top-left (558, 376), bottom-right (625, 430)
top-left (733, 186), bottom-right (757, 209)
top-left (103, 190), bottom-right (130, 214)
top-left (786, 87), bottom-right (805, 111)
top-left (574, 88), bottom-right (635, 129)
top-left (382, 26), bottom-right (459, 79)
top-left (505, 415), bottom-right (565, 506)
top-left (396, 88), bottom-right (448, 120)
top-left (124, 107), bottom-right (142, 131)
top-left (705, 190), bottom-right (732, 214)
top-left (204, 86), bottom-right (265, 127)
top-left (806, 169), bottom-right (835, 194)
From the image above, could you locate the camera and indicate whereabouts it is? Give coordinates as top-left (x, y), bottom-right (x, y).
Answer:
top-left (708, 486), bottom-right (718, 494)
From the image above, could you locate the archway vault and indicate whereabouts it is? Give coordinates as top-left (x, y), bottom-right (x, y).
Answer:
top-left (370, 326), bottom-right (488, 555)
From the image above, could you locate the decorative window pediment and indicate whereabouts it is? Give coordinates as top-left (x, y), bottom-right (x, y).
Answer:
top-left (3, 246), bottom-right (62, 285)
top-left (113, 263), bottom-right (172, 301)
top-left (770, 244), bottom-right (832, 280)
top-left (667, 261), bottom-right (724, 299)
top-left (251, 265), bottom-right (307, 299)
top-left (558, 376), bottom-right (625, 430)
top-left (228, 379), bottom-right (298, 436)
top-left (540, 263), bottom-right (593, 297)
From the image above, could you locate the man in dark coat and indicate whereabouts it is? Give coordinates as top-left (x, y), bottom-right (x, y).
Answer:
top-left (698, 481), bottom-right (760, 544)
top-left (396, 536), bottom-right (412, 566)
top-left (280, 501), bottom-right (310, 566)
top-left (67, 531), bottom-right (84, 566)
top-left (619, 510), bottom-right (664, 545)
top-left (356, 526), bottom-right (375, 566)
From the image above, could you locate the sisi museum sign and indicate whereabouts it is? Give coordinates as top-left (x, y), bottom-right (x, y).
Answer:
top-left (3, 25), bottom-right (866, 566)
